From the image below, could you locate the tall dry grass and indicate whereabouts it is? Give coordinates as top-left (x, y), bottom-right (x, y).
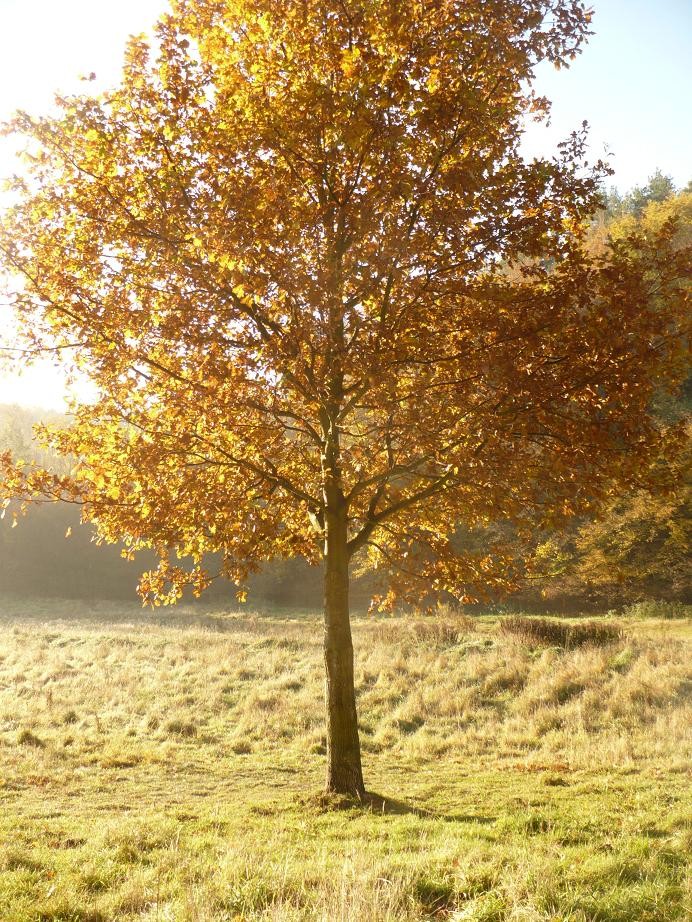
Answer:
top-left (1, 606), bottom-right (689, 777)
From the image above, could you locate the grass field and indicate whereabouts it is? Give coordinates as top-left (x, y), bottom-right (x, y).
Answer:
top-left (0, 599), bottom-right (690, 921)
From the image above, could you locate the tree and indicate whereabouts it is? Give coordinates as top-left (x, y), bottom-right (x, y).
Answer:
top-left (531, 425), bottom-right (690, 610)
top-left (605, 169), bottom-right (677, 220)
top-left (626, 170), bottom-right (677, 217)
top-left (530, 190), bottom-right (691, 609)
top-left (533, 474), bottom-right (691, 607)
top-left (0, 0), bottom-right (688, 797)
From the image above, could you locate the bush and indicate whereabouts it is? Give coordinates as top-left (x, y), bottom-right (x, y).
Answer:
top-left (163, 717), bottom-right (198, 737)
top-left (622, 600), bottom-right (691, 620)
top-left (367, 613), bottom-right (473, 647)
top-left (410, 617), bottom-right (473, 645)
top-left (500, 616), bottom-right (622, 649)
top-left (17, 728), bottom-right (45, 747)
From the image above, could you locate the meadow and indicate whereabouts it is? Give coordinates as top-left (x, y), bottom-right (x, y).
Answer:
top-left (0, 599), bottom-right (690, 921)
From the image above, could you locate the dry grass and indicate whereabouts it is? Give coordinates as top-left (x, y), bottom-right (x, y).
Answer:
top-left (0, 600), bottom-right (690, 920)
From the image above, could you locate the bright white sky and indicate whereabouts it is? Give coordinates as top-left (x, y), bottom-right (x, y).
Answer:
top-left (0, 0), bottom-right (690, 411)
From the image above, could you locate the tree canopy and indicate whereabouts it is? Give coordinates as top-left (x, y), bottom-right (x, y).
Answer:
top-left (530, 188), bottom-right (691, 607)
top-left (2, 0), bottom-right (687, 605)
top-left (604, 169), bottom-right (679, 220)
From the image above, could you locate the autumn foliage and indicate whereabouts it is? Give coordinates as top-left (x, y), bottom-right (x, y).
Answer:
top-left (530, 189), bottom-right (691, 608)
top-left (0, 0), bottom-right (689, 794)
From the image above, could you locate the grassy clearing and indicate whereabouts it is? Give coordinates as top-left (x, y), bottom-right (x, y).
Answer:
top-left (0, 601), bottom-right (690, 921)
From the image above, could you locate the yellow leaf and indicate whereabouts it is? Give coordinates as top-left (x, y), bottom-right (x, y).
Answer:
top-left (341, 46), bottom-right (361, 77)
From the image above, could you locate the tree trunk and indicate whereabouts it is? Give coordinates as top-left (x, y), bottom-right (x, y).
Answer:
top-left (323, 499), bottom-right (365, 798)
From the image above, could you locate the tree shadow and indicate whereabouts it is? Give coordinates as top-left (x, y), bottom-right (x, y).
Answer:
top-left (361, 791), bottom-right (495, 825)
top-left (362, 791), bottom-right (431, 816)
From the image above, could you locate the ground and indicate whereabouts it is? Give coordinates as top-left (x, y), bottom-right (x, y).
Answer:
top-left (0, 599), bottom-right (690, 921)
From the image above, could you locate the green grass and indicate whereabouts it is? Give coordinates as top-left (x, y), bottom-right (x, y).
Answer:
top-left (0, 600), bottom-right (690, 920)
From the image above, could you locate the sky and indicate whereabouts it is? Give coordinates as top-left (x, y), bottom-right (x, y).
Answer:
top-left (0, 0), bottom-right (690, 411)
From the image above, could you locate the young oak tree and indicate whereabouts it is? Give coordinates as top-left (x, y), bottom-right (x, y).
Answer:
top-left (0, 0), bottom-right (689, 797)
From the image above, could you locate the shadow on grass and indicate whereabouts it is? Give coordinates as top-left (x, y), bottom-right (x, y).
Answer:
top-left (364, 791), bottom-right (433, 816)
top-left (308, 790), bottom-right (496, 824)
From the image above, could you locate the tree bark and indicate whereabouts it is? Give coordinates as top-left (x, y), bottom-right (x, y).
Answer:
top-left (323, 497), bottom-right (365, 798)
